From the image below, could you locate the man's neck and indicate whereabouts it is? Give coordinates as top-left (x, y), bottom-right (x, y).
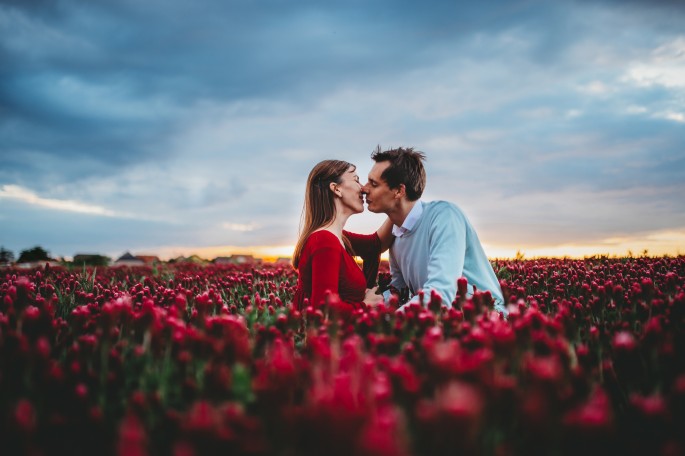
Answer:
top-left (388, 200), bottom-right (417, 228)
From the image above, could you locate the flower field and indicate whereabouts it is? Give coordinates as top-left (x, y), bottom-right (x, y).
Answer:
top-left (1, 257), bottom-right (684, 456)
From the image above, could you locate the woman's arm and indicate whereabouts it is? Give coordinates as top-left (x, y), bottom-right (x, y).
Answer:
top-left (343, 218), bottom-right (394, 254)
top-left (343, 230), bottom-right (381, 288)
top-left (376, 217), bottom-right (394, 253)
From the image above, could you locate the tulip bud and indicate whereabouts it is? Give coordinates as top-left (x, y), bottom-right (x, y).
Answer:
top-left (457, 277), bottom-right (468, 297)
top-left (611, 331), bottom-right (636, 353)
top-left (13, 399), bottom-right (36, 434)
top-left (429, 289), bottom-right (442, 314)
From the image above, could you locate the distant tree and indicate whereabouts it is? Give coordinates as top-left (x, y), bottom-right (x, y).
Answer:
top-left (73, 254), bottom-right (111, 267)
top-left (0, 246), bottom-right (15, 263)
top-left (17, 246), bottom-right (51, 263)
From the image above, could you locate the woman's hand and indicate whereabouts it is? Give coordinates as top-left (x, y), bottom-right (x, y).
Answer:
top-left (364, 286), bottom-right (384, 306)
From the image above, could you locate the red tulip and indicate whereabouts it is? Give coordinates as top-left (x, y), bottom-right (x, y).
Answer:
top-left (117, 413), bottom-right (148, 456)
top-left (13, 399), bottom-right (36, 434)
top-left (611, 331), bottom-right (636, 353)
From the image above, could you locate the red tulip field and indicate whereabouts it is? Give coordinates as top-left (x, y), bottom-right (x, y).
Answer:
top-left (1, 257), bottom-right (684, 455)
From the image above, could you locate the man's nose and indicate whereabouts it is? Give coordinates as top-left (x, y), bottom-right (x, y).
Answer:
top-left (361, 183), bottom-right (369, 193)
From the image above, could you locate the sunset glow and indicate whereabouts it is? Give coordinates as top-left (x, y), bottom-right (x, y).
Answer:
top-left (146, 227), bottom-right (685, 263)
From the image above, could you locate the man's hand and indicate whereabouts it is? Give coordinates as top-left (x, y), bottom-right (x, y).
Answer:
top-left (364, 286), bottom-right (383, 306)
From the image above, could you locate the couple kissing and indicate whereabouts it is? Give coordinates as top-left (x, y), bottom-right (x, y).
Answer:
top-left (292, 146), bottom-right (506, 319)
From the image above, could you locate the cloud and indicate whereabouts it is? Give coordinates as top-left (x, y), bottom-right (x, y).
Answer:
top-left (222, 222), bottom-right (260, 232)
top-left (653, 111), bottom-right (685, 123)
top-left (0, 201), bottom-right (181, 259)
top-left (0, 184), bottom-right (124, 217)
top-left (622, 37), bottom-right (685, 89)
top-left (1, 0), bottom-right (685, 258)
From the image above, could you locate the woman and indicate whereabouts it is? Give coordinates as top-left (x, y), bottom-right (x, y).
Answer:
top-left (292, 160), bottom-right (392, 316)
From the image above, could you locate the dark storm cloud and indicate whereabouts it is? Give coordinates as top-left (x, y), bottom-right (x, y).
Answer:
top-left (0, 0), bottom-right (637, 177)
top-left (1, 0), bottom-right (573, 117)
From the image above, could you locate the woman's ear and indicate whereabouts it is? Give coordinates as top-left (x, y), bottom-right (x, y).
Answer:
top-left (329, 182), bottom-right (342, 197)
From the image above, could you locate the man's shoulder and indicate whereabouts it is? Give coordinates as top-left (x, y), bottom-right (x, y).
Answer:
top-left (425, 200), bottom-right (458, 210)
top-left (424, 200), bottom-right (466, 219)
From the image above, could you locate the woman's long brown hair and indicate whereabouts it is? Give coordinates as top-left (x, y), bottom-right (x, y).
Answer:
top-left (292, 160), bottom-right (355, 269)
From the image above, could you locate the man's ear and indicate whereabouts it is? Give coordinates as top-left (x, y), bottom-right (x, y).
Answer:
top-left (394, 184), bottom-right (406, 199)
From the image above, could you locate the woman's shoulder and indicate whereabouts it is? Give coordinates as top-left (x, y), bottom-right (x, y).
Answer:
top-left (307, 230), bottom-right (344, 249)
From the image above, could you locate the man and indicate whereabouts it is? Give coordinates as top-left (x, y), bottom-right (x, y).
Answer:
top-left (362, 146), bottom-right (506, 314)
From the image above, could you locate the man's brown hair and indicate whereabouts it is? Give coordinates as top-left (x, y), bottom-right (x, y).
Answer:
top-left (370, 146), bottom-right (426, 201)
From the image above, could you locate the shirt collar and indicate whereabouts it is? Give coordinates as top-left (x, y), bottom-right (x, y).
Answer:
top-left (392, 200), bottom-right (423, 237)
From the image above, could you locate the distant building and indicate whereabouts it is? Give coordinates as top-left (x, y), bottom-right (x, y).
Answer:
top-left (231, 254), bottom-right (258, 264)
top-left (136, 255), bottom-right (160, 265)
top-left (274, 257), bottom-right (292, 265)
top-left (114, 252), bottom-right (145, 267)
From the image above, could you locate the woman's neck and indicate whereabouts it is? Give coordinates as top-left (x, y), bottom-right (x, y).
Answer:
top-left (322, 211), bottom-right (350, 239)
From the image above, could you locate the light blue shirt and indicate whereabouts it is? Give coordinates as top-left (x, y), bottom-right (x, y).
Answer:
top-left (392, 200), bottom-right (423, 238)
top-left (383, 201), bottom-right (506, 314)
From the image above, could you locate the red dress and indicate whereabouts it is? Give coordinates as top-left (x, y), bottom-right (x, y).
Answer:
top-left (294, 230), bottom-right (381, 315)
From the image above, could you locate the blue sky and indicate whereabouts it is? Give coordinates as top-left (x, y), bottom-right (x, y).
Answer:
top-left (1, 0), bottom-right (684, 260)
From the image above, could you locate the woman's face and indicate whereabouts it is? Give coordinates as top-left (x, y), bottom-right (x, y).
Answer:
top-left (334, 165), bottom-right (364, 214)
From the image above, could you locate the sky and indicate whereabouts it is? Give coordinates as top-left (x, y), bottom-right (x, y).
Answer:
top-left (1, 0), bottom-right (684, 261)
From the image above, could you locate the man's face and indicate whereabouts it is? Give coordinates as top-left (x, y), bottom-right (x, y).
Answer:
top-left (363, 161), bottom-right (397, 214)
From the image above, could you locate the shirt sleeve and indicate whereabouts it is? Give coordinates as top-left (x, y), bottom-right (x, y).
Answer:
top-left (407, 203), bottom-right (465, 308)
top-left (343, 230), bottom-right (381, 288)
top-left (309, 241), bottom-right (367, 314)
top-left (384, 248), bottom-right (408, 302)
